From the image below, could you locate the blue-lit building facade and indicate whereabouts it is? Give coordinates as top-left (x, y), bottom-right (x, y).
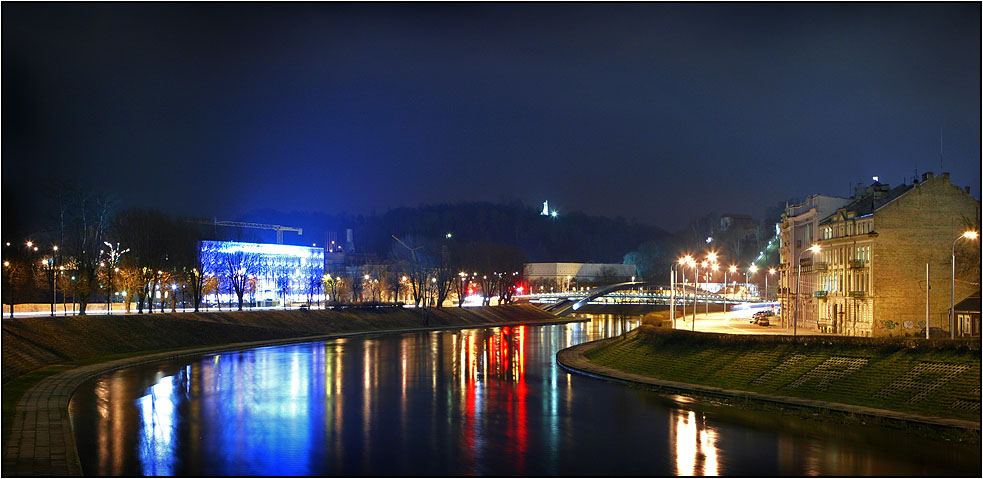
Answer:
top-left (200, 240), bottom-right (325, 306)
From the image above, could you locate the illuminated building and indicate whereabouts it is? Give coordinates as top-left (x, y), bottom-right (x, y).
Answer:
top-left (524, 262), bottom-right (637, 291)
top-left (200, 240), bottom-right (325, 305)
top-left (814, 173), bottom-right (979, 337)
top-left (778, 194), bottom-right (851, 330)
top-left (782, 172), bottom-right (979, 337)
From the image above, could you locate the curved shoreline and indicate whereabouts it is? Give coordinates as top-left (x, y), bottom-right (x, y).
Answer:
top-left (3, 316), bottom-right (585, 477)
top-left (557, 337), bottom-right (981, 433)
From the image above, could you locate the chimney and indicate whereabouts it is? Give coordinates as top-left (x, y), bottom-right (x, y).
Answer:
top-left (965, 186), bottom-right (971, 194)
top-left (922, 171), bottom-right (934, 182)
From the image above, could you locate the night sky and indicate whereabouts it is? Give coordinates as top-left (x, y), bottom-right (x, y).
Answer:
top-left (3, 3), bottom-right (980, 232)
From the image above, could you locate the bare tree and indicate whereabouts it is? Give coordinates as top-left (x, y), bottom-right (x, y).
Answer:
top-left (112, 209), bottom-right (172, 313)
top-left (391, 235), bottom-right (430, 307)
top-left (221, 250), bottom-right (259, 311)
top-left (2, 243), bottom-right (32, 318)
top-left (65, 192), bottom-right (114, 316)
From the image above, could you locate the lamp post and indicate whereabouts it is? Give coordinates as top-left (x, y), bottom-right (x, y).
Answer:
top-left (795, 245), bottom-right (821, 337)
top-left (727, 265), bottom-right (736, 313)
top-left (670, 262), bottom-right (679, 328)
top-left (704, 252), bottom-right (718, 315)
top-left (710, 262), bottom-right (719, 314)
top-left (748, 264), bottom-right (758, 300)
top-left (677, 257), bottom-right (690, 324)
top-left (951, 231), bottom-right (978, 339)
top-left (700, 260), bottom-right (710, 315)
top-left (767, 268), bottom-right (776, 301)
top-left (686, 257), bottom-right (698, 331)
top-left (102, 242), bottom-right (129, 315)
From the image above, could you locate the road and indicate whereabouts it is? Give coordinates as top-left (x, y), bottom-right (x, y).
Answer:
top-left (670, 309), bottom-right (821, 335)
top-left (2, 304), bottom-right (335, 318)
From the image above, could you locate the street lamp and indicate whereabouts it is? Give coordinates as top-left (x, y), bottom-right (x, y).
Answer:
top-left (767, 268), bottom-right (776, 301)
top-left (795, 245), bottom-right (821, 337)
top-left (748, 264), bottom-right (758, 300)
top-left (675, 257), bottom-right (690, 325)
top-left (951, 231), bottom-right (978, 338)
top-left (686, 257), bottom-right (700, 331)
top-left (710, 262), bottom-right (719, 314)
top-left (726, 265), bottom-right (736, 312)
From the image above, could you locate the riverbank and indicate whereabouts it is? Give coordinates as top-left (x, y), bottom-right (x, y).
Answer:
top-left (2, 304), bottom-right (574, 476)
top-left (1, 304), bottom-right (558, 382)
top-left (558, 327), bottom-right (980, 432)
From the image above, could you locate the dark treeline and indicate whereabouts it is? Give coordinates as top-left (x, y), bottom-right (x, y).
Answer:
top-left (238, 200), bottom-right (783, 282)
top-left (239, 201), bottom-right (668, 264)
top-left (3, 187), bottom-right (785, 317)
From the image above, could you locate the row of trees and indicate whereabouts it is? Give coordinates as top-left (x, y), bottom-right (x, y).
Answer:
top-left (2, 191), bottom-right (531, 317)
top-left (344, 236), bottom-right (527, 309)
top-left (1, 191), bottom-right (296, 316)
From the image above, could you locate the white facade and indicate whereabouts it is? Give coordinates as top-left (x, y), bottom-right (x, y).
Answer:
top-left (778, 194), bottom-right (851, 330)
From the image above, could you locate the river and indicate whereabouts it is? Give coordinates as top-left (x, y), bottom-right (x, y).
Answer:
top-left (68, 314), bottom-right (979, 476)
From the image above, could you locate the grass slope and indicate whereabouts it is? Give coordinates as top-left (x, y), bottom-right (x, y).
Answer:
top-left (585, 328), bottom-right (981, 421)
top-left (1, 304), bottom-right (555, 383)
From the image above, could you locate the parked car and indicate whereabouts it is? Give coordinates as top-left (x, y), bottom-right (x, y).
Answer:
top-left (750, 310), bottom-right (774, 326)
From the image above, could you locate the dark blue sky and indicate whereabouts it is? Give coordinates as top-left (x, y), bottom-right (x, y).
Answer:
top-left (3, 3), bottom-right (980, 231)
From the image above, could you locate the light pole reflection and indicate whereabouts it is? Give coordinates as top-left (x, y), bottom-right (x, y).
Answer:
top-left (670, 409), bottom-right (720, 476)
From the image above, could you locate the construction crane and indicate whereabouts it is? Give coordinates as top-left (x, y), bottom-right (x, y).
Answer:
top-left (189, 219), bottom-right (303, 244)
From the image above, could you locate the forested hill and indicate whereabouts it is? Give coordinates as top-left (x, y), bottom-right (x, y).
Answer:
top-left (238, 202), bottom-right (667, 263)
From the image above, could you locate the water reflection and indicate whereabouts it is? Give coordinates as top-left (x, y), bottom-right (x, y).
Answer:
top-left (68, 314), bottom-right (978, 476)
top-left (671, 409), bottom-right (719, 476)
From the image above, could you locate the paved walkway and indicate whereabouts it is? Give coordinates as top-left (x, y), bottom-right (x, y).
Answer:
top-left (3, 317), bottom-right (585, 476)
top-left (557, 337), bottom-right (981, 432)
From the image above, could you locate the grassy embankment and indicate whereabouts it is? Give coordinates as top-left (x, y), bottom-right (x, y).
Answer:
top-left (1, 304), bottom-right (560, 447)
top-left (584, 311), bottom-right (981, 422)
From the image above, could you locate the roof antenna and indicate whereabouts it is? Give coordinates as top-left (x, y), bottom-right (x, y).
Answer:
top-left (939, 125), bottom-right (943, 172)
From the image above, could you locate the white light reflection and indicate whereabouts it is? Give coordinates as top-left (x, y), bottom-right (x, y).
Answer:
top-left (671, 409), bottom-right (721, 476)
top-left (137, 375), bottom-right (178, 476)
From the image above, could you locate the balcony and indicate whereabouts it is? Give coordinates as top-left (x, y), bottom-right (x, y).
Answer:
top-left (815, 262), bottom-right (828, 272)
top-left (849, 259), bottom-right (867, 269)
top-left (814, 290), bottom-right (828, 299)
top-left (850, 290), bottom-right (866, 299)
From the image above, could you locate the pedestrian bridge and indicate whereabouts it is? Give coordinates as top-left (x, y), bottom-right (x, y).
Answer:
top-left (523, 281), bottom-right (752, 316)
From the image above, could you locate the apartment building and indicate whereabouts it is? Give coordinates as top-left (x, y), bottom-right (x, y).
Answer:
top-left (777, 194), bottom-right (851, 330)
top-left (814, 172), bottom-right (979, 337)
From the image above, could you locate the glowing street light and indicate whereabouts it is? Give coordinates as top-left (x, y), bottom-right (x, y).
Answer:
top-left (767, 268), bottom-right (776, 301)
top-left (748, 264), bottom-right (758, 300)
top-left (951, 231), bottom-right (979, 339)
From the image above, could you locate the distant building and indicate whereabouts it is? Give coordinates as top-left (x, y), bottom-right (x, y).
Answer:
top-left (811, 172), bottom-right (980, 337)
top-left (525, 262), bottom-right (637, 292)
top-left (777, 194), bottom-right (852, 331)
top-left (200, 240), bottom-right (325, 305)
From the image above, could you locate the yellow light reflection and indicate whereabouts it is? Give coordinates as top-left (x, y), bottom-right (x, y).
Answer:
top-left (671, 409), bottom-right (721, 476)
